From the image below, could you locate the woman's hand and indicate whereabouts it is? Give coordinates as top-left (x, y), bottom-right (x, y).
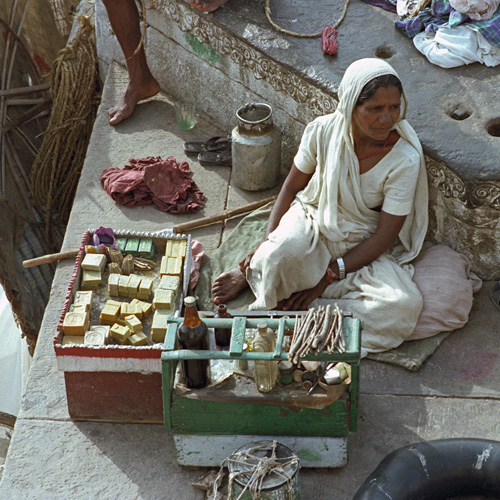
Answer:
top-left (239, 249), bottom-right (257, 274)
top-left (277, 270), bottom-right (336, 311)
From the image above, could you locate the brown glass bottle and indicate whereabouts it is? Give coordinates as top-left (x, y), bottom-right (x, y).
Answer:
top-left (214, 304), bottom-right (232, 347)
top-left (177, 296), bottom-right (209, 389)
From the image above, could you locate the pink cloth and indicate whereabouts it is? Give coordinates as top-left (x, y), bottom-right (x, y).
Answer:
top-left (409, 243), bottom-right (482, 340)
top-left (322, 27), bottom-right (338, 55)
top-left (100, 156), bottom-right (205, 214)
top-left (190, 239), bottom-right (205, 290)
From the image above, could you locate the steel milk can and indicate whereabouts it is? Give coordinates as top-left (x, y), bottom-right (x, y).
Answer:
top-left (231, 103), bottom-right (281, 191)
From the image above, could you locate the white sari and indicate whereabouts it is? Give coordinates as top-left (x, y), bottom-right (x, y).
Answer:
top-left (247, 59), bottom-right (429, 355)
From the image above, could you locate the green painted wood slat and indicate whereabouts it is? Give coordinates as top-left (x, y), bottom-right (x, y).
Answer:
top-left (229, 316), bottom-right (246, 356)
top-left (171, 397), bottom-right (349, 437)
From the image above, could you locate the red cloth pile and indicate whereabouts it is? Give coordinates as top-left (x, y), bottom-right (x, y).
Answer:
top-left (100, 156), bottom-right (205, 214)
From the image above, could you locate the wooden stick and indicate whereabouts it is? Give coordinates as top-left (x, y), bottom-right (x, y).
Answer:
top-left (6, 98), bottom-right (45, 106)
top-left (21, 197), bottom-right (279, 268)
top-left (172, 195), bottom-right (277, 233)
top-left (23, 250), bottom-right (79, 268)
top-left (2, 97), bottom-right (52, 133)
top-left (0, 83), bottom-right (50, 98)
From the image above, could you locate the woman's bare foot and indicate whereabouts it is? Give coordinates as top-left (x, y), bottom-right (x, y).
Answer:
top-left (188, 0), bottom-right (230, 12)
top-left (108, 76), bottom-right (160, 125)
top-left (212, 267), bottom-right (248, 305)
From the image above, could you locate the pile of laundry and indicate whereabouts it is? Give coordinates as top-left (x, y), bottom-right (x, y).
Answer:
top-left (100, 156), bottom-right (205, 214)
top-left (364, 0), bottom-right (500, 67)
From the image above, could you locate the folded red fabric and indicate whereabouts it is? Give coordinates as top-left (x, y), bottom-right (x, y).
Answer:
top-left (321, 27), bottom-right (339, 55)
top-left (100, 156), bottom-right (205, 214)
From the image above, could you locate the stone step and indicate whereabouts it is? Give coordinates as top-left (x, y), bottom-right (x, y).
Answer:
top-left (95, 0), bottom-right (500, 278)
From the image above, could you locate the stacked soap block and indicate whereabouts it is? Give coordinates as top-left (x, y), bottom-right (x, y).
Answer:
top-left (80, 253), bottom-right (106, 291)
top-left (62, 291), bottom-right (93, 344)
top-left (109, 273), bottom-right (153, 300)
top-left (152, 239), bottom-right (187, 342)
top-left (61, 235), bottom-right (187, 347)
top-left (99, 297), bottom-right (153, 346)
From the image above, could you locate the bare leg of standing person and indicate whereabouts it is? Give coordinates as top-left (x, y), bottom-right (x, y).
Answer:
top-left (102, 0), bottom-right (160, 125)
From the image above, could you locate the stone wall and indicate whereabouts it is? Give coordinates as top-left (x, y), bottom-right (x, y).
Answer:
top-left (95, 0), bottom-right (500, 279)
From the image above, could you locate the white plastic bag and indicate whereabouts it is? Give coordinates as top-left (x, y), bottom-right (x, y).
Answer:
top-left (450, 0), bottom-right (499, 20)
top-left (414, 25), bottom-right (500, 67)
top-left (397, 0), bottom-right (431, 16)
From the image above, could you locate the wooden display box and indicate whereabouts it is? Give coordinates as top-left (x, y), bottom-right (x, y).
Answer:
top-left (54, 229), bottom-right (191, 423)
top-left (162, 315), bottom-right (362, 467)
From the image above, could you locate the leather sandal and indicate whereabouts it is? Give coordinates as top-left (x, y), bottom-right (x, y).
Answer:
top-left (183, 136), bottom-right (231, 154)
top-left (197, 150), bottom-right (232, 167)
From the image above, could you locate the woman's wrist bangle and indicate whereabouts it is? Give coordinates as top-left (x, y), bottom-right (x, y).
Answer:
top-left (337, 257), bottom-right (346, 280)
top-left (325, 267), bottom-right (335, 285)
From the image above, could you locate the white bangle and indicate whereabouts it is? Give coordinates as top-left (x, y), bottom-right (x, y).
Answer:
top-left (337, 257), bottom-right (346, 280)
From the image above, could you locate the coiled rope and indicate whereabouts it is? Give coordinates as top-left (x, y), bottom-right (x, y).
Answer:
top-left (264, 0), bottom-right (351, 37)
top-left (30, 15), bottom-right (101, 245)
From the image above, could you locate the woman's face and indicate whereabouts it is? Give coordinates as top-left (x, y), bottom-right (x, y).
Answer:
top-left (352, 85), bottom-right (401, 142)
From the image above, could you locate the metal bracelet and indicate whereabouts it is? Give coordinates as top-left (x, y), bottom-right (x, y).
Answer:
top-left (337, 257), bottom-right (346, 280)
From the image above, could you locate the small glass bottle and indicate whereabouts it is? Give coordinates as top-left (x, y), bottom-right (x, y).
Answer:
top-left (252, 322), bottom-right (279, 393)
top-left (177, 296), bottom-right (209, 389)
top-left (214, 304), bottom-right (232, 347)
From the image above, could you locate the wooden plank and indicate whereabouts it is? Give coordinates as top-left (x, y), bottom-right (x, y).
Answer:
top-left (171, 397), bottom-right (348, 437)
top-left (162, 359), bottom-right (177, 430)
top-left (0, 82), bottom-right (50, 97)
top-left (273, 317), bottom-right (286, 359)
top-left (65, 371), bottom-right (163, 423)
top-left (164, 322), bottom-right (178, 351)
top-left (229, 316), bottom-right (246, 356)
top-left (173, 434), bottom-right (348, 468)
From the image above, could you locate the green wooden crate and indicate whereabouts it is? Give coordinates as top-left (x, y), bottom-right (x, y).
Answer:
top-left (162, 315), bottom-right (362, 467)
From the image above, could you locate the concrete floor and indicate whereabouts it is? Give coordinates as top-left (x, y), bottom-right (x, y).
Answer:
top-left (0, 59), bottom-right (498, 499)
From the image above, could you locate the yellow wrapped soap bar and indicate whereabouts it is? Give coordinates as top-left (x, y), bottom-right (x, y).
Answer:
top-left (159, 275), bottom-right (180, 292)
top-left (125, 314), bottom-right (142, 334)
top-left (153, 289), bottom-right (174, 310)
top-left (118, 275), bottom-right (130, 296)
top-left (74, 291), bottom-right (93, 312)
top-left (82, 253), bottom-right (107, 272)
top-left (137, 277), bottom-right (153, 300)
top-left (160, 256), bottom-right (182, 277)
top-left (151, 309), bottom-right (171, 342)
top-left (63, 311), bottom-right (89, 336)
top-left (165, 239), bottom-right (187, 258)
top-left (110, 323), bottom-right (131, 344)
top-left (100, 300), bottom-right (121, 325)
top-left (128, 331), bottom-right (148, 346)
top-left (127, 274), bottom-right (142, 298)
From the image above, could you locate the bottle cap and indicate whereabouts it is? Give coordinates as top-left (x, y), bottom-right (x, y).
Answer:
top-left (257, 322), bottom-right (267, 331)
top-left (184, 296), bottom-right (196, 306)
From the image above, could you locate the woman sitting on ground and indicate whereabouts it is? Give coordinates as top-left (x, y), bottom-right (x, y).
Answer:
top-left (212, 58), bottom-right (428, 355)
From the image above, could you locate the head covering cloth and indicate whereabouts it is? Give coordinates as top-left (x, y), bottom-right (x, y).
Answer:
top-left (298, 58), bottom-right (428, 264)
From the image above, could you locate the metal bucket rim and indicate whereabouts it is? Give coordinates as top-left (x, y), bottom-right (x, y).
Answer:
top-left (236, 103), bottom-right (273, 125)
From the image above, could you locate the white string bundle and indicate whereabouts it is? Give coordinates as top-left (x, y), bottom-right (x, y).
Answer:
top-left (211, 440), bottom-right (300, 500)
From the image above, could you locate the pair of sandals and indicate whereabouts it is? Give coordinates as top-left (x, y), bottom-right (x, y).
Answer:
top-left (183, 136), bottom-right (232, 167)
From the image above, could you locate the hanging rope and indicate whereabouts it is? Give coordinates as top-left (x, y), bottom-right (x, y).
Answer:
top-left (30, 15), bottom-right (101, 246)
top-left (264, 0), bottom-right (351, 38)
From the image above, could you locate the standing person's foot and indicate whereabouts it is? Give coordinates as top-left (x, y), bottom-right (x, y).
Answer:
top-left (187, 0), bottom-right (230, 12)
top-left (108, 76), bottom-right (160, 125)
top-left (212, 267), bottom-right (249, 305)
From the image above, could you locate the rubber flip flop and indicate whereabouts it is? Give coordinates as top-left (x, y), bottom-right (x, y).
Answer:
top-left (198, 150), bottom-right (232, 167)
top-left (183, 136), bottom-right (231, 154)
top-left (489, 281), bottom-right (500, 312)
